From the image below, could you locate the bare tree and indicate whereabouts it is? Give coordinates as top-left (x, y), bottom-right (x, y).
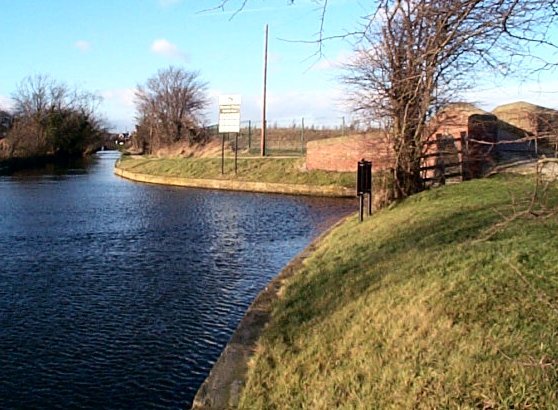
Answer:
top-left (135, 67), bottom-right (209, 153)
top-left (209, 0), bottom-right (557, 197)
top-left (11, 75), bottom-right (67, 153)
top-left (8, 74), bottom-right (105, 158)
top-left (343, 0), bottom-right (558, 197)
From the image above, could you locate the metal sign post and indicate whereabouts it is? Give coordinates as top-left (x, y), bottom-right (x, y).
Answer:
top-left (357, 159), bottom-right (373, 222)
top-left (221, 134), bottom-right (225, 175)
top-left (234, 133), bottom-right (238, 174)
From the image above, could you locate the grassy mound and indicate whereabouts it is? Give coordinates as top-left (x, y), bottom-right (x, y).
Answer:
top-left (238, 174), bottom-right (558, 409)
top-left (117, 156), bottom-right (356, 188)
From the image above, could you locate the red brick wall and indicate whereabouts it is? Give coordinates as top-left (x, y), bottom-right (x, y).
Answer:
top-left (306, 103), bottom-right (543, 177)
top-left (306, 133), bottom-right (395, 172)
top-left (425, 107), bottom-right (496, 179)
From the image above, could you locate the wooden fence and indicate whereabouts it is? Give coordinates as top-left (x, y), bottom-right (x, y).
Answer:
top-left (420, 135), bottom-right (467, 186)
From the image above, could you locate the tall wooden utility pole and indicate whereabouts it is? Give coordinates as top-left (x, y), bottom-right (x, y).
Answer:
top-left (261, 24), bottom-right (268, 157)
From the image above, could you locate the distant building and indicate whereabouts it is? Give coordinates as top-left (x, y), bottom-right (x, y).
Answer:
top-left (114, 132), bottom-right (131, 145)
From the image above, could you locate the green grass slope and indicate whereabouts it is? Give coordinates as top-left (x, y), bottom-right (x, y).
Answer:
top-left (239, 174), bottom-right (558, 409)
top-left (117, 156), bottom-right (355, 188)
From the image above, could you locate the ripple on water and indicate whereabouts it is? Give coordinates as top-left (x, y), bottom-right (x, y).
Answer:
top-left (0, 151), bottom-right (354, 409)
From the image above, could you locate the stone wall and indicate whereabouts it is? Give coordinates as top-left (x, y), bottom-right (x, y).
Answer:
top-left (114, 166), bottom-right (354, 197)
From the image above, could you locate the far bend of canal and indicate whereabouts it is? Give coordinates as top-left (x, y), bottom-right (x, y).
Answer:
top-left (0, 151), bottom-right (354, 409)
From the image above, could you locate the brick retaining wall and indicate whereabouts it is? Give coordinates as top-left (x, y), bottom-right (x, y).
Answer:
top-left (306, 134), bottom-right (395, 172)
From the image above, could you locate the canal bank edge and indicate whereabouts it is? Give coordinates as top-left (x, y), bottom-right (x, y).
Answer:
top-left (114, 166), bottom-right (354, 197)
top-left (191, 215), bottom-right (350, 409)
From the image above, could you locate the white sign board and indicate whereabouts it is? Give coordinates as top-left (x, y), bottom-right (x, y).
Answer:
top-left (218, 94), bottom-right (241, 133)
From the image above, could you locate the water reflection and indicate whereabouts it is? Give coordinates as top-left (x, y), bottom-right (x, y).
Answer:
top-left (0, 151), bottom-right (354, 409)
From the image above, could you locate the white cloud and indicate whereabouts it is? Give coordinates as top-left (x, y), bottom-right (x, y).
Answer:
top-left (150, 38), bottom-right (188, 61)
top-left (308, 50), bottom-right (358, 73)
top-left (266, 88), bottom-right (347, 122)
top-left (464, 80), bottom-right (558, 111)
top-left (0, 95), bottom-right (14, 111)
top-left (268, 52), bottom-right (283, 65)
top-left (312, 58), bottom-right (339, 71)
top-left (101, 88), bottom-right (137, 107)
top-left (75, 40), bottom-right (91, 52)
top-left (204, 87), bottom-right (349, 127)
top-left (99, 88), bottom-right (138, 131)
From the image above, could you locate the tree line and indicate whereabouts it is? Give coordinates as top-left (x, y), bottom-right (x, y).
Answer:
top-left (0, 66), bottom-right (209, 159)
top-left (0, 67), bottom-right (210, 161)
top-left (0, 75), bottom-right (107, 160)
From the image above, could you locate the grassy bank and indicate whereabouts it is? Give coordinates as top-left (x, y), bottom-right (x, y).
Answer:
top-left (117, 155), bottom-right (355, 188)
top-left (238, 174), bottom-right (558, 408)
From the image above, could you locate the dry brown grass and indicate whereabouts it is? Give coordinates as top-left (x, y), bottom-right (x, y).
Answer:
top-left (151, 138), bottom-right (226, 158)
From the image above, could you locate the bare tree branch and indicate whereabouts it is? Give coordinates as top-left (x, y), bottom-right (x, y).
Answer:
top-left (343, 0), bottom-right (558, 197)
top-left (135, 67), bottom-right (209, 153)
top-left (7, 75), bottom-right (105, 158)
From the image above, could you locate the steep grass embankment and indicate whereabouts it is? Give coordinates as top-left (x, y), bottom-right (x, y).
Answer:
top-left (238, 174), bottom-right (558, 408)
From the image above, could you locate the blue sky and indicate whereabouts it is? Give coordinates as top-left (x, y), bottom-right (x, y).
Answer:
top-left (1, 0), bottom-right (557, 131)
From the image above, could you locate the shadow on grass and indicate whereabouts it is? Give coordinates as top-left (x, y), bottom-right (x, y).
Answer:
top-left (262, 178), bottom-right (540, 346)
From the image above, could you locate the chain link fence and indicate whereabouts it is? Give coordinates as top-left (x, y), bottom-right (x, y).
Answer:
top-left (204, 116), bottom-right (368, 156)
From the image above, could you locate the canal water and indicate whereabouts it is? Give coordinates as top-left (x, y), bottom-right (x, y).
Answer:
top-left (0, 151), bottom-right (354, 409)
